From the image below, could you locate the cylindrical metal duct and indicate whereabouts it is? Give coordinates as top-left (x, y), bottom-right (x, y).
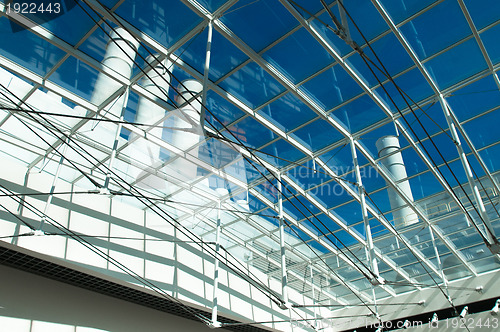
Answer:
top-left (134, 54), bottom-right (172, 163)
top-left (376, 135), bottom-right (418, 226)
top-left (93, 27), bottom-right (140, 117)
top-left (73, 27), bottom-right (140, 126)
top-left (168, 79), bottom-right (203, 182)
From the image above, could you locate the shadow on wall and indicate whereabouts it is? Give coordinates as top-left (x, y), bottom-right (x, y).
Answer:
top-left (0, 264), bottom-right (234, 332)
top-left (0, 176), bottom-right (297, 329)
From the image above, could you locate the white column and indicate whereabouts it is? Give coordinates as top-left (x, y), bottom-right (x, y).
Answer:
top-left (376, 135), bottom-right (418, 226)
top-left (134, 55), bottom-right (172, 164)
top-left (93, 28), bottom-right (140, 118)
top-left (72, 28), bottom-right (139, 128)
top-left (167, 79), bottom-right (203, 182)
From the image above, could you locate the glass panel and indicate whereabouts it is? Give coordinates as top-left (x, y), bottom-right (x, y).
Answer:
top-left (310, 10), bottom-right (353, 57)
top-left (225, 115), bottom-right (277, 149)
top-left (309, 180), bottom-right (353, 209)
top-left (301, 64), bottom-right (364, 111)
top-left (100, 0), bottom-right (121, 8)
top-left (463, 110), bottom-right (500, 148)
top-left (196, 0), bottom-right (229, 13)
top-left (341, 0), bottom-right (389, 46)
top-left (447, 75), bottom-right (500, 121)
top-left (17, 0), bottom-right (99, 45)
top-left (480, 23), bottom-right (500, 65)
top-left (263, 28), bottom-right (334, 84)
top-left (409, 170), bottom-right (445, 200)
top-left (424, 38), bottom-right (487, 89)
top-left (219, 61), bottom-right (286, 108)
top-left (287, 160), bottom-right (331, 192)
top-left (330, 94), bottom-right (387, 134)
top-left (291, 118), bottom-right (344, 152)
top-left (366, 32), bottom-right (414, 77)
top-left (219, 0), bottom-right (298, 52)
top-left (204, 90), bottom-right (245, 130)
top-left (334, 201), bottom-right (363, 226)
top-left (259, 139), bottom-right (306, 167)
top-left (379, 0), bottom-right (439, 25)
top-left (463, 0), bottom-right (500, 30)
top-left (0, 17), bottom-right (66, 76)
top-left (115, 0), bottom-right (203, 48)
top-left (174, 29), bottom-right (249, 82)
top-left (259, 93), bottom-right (317, 132)
top-left (399, 101), bottom-right (448, 138)
top-left (345, 51), bottom-right (382, 88)
top-left (48, 56), bottom-right (100, 101)
top-left (283, 194), bottom-right (321, 220)
top-left (319, 143), bottom-right (361, 175)
top-left (78, 22), bottom-right (158, 78)
top-left (479, 143), bottom-right (500, 173)
top-left (400, 0), bottom-right (471, 60)
top-left (374, 67), bottom-right (436, 112)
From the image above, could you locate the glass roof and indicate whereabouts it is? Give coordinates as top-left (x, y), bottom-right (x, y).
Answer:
top-left (1, 0), bottom-right (500, 330)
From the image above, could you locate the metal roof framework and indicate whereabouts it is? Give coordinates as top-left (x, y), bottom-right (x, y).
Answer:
top-left (1, 0), bottom-right (500, 327)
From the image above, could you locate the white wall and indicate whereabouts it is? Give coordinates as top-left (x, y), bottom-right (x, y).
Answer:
top-left (0, 264), bottom-right (231, 332)
top-left (0, 156), bottom-right (315, 332)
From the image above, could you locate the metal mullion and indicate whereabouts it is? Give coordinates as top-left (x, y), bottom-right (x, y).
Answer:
top-left (274, 5), bottom-right (467, 274)
top-left (439, 95), bottom-right (498, 246)
top-left (457, 0), bottom-right (500, 91)
top-left (190, 200), bottom-right (351, 305)
top-left (248, 188), bottom-right (376, 302)
top-left (281, 0), bottom-right (496, 268)
top-left (0, 83), bottom-right (42, 129)
top-left (231, 234), bottom-right (349, 306)
top-left (0, 130), bottom-right (48, 157)
top-left (0, 56), bottom-right (97, 112)
top-left (351, 138), bottom-right (380, 282)
top-left (26, 86), bottom-right (127, 171)
top-left (312, 153), bottom-right (448, 279)
top-left (0, 4), bottom-right (131, 87)
top-left (129, 21), bottom-right (208, 84)
top-left (355, 141), bottom-right (477, 276)
top-left (213, 20), bottom-right (354, 142)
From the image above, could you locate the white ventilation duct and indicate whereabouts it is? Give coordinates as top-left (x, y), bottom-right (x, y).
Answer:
top-left (376, 135), bottom-right (418, 226)
top-left (92, 27), bottom-right (140, 118)
top-left (73, 27), bottom-right (140, 127)
top-left (166, 79), bottom-right (204, 182)
top-left (134, 54), bottom-right (172, 164)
